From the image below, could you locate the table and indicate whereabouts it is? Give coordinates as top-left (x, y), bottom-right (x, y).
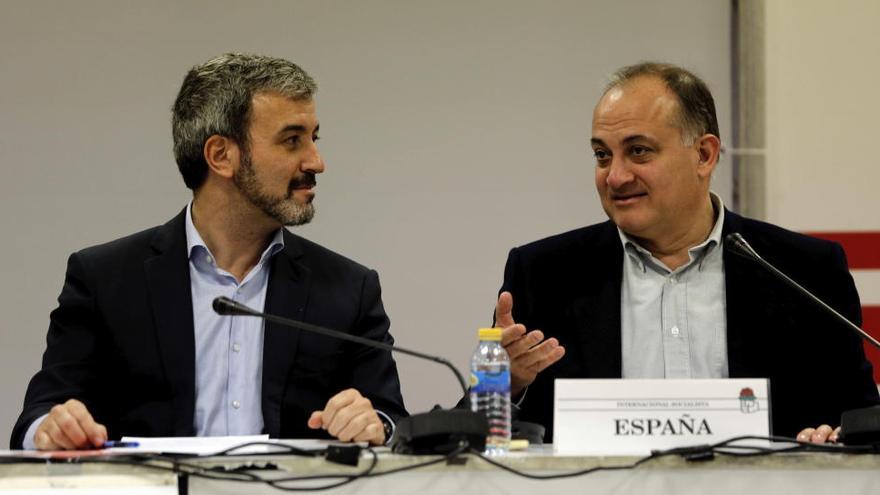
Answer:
top-left (3, 445), bottom-right (880, 494)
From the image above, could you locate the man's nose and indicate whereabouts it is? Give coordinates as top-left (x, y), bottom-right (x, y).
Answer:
top-left (302, 141), bottom-right (325, 174)
top-left (605, 157), bottom-right (634, 189)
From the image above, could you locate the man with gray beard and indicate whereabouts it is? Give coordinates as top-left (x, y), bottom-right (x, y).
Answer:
top-left (11, 53), bottom-right (407, 450)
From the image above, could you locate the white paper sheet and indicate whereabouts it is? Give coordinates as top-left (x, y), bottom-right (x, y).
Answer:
top-left (118, 434), bottom-right (271, 455)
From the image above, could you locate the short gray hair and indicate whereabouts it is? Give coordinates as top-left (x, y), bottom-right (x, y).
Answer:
top-left (605, 62), bottom-right (719, 145)
top-left (172, 53), bottom-right (317, 190)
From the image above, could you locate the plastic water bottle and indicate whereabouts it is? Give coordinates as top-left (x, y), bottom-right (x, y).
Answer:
top-left (470, 327), bottom-right (511, 455)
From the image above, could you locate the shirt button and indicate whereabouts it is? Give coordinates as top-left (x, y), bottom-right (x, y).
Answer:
top-left (669, 276), bottom-right (677, 284)
top-left (205, 255), bottom-right (214, 265)
top-left (232, 400), bottom-right (241, 409)
top-left (232, 343), bottom-right (241, 353)
top-left (670, 326), bottom-right (680, 336)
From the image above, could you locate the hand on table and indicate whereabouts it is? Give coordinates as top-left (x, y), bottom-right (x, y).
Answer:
top-left (35, 399), bottom-right (107, 450)
top-left (308, 388), bottom-right (386, 445)
top-left (797, 424), bottom-right (840, 444)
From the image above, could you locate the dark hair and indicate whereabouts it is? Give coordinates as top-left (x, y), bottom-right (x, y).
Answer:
top-left (171, 53), bottom-right (317, 190)
top-left (606, 62), bottom-right (719, 144)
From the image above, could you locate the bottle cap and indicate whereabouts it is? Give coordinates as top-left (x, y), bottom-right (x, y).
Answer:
top-left (478, 327), bottom-right (502, 341)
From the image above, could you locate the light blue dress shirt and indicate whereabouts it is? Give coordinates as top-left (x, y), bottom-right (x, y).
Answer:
top-left (185, 202), bottom-right (285, 436)
top-left (620, 193), bottom-right (728, 379)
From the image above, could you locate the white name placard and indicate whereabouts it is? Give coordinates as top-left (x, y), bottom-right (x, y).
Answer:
top-left (553, 378), bottom-right (770, 455)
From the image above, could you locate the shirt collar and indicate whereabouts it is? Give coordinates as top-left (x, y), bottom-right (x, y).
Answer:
top-left (185, 201), bottom-right (285, 266)
top-left (618, 192), bottom-right (726, 272)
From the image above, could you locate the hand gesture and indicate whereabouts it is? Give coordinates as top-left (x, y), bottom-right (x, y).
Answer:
top-left (495, 291), bottom-right (565, 396)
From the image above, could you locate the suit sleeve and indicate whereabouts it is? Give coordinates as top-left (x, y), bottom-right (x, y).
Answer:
top-left (345, 269), bottom-right (408, 421)
top-left (823, 242), bottom-right (879, 411)
top-left (10, 252), bottom-right (110, 448)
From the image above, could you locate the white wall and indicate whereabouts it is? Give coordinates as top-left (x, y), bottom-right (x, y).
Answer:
top-left (764, 0), bottom-right (880, 305)
top-left (0, 0), bottom-right (731, 442)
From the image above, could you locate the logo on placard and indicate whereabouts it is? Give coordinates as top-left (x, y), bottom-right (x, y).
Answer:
top-left (739, 387), bottom-right (759, 414)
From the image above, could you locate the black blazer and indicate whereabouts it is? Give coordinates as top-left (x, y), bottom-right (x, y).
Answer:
top-left (501, 210), bottom-right (878, 440)
top-left (11, 210), bottom-right (407, 448)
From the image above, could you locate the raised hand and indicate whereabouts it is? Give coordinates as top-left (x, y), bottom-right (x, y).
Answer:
top-left (495, 291), bottom-right (565, 396)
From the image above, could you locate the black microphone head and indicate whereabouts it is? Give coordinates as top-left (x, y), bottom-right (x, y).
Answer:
top-left (724, 232), bottom-right (761, 260)
top-left (212, 296), bottom-right (233, 315)
top-left (212, 296), bottom-right (256, 316)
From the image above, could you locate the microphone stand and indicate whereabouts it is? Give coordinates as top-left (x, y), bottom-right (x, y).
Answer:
top-left (725, 233), bottom-right (880, 444)
top-left (212, 297), bottom-right (488, 454)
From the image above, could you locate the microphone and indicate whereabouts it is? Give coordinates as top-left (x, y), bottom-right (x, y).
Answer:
top-left (212, 296), bottom-right (487, 454)
top-left (213, 297), bottom-right (261, 317)
top-left (724, 233), bottom-right (880, 444)
top-left (725, 233), bottom-right (880, 349)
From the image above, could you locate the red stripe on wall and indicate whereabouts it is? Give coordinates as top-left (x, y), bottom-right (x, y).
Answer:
top-left (863, 306), bottom-right (880, 383)
top-left (805, 232), bottom-right (880, 269)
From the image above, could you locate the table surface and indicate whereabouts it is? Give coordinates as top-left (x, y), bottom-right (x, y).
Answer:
top-left (3, 444), bottom-right (880, 494)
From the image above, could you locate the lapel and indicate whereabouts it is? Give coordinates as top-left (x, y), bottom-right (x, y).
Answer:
top-left (260, 229), bottom-right (311, 437)
top-left (143, 209), bottom-right (196, 436)
top-left (569, 222), bottom-right (624, 378)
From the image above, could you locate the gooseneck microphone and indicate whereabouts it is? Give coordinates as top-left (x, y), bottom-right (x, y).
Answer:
top-left (212, 296), bottom-right (488, 454)
top-left (724, 233), bottom-right (880, 444)
top-left (213, 296), bottom-right (471, 395)
top-left (725, 233), bottom-right (880, 349)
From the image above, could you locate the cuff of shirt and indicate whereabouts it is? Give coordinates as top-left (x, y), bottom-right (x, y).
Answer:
top-left (375, 409), bottom-right (395, 445)
top-left (22, 413), bottom-right (49, 450)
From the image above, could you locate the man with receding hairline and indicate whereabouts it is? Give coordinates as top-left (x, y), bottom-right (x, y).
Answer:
top-left (494, 62), bottom-right (878, 443)
top-left (12, 53), bottom-right (407, 450)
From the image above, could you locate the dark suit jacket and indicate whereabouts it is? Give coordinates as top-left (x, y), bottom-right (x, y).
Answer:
top-left (501, 210), bottom-right (878, 441)
top-left (11, 210), bottom-right (407, 448)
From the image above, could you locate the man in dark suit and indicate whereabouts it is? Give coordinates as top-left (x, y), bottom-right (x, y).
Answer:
top-left (12, 53), bottom-right (406, 450)
top-left (495, 62), bottom-right (878, 442)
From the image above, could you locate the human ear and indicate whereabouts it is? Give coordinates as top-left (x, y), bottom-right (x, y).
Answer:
top-left (695, 134), bottom-right (721, 177)
top-left (203, 135), bottom-right (239, 180)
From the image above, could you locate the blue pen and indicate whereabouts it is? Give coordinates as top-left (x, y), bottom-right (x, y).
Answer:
top-left (102, 440), bottom-right (140, 448)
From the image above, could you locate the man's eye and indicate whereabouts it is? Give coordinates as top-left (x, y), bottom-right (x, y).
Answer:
top-left (286, 136), bottom-right (300, 146)
top-left (631, 145), bottom-right (650, 156)
top-left (313, 134), bottom-right (320, 142)
top-left (593, 149), bottom-right (610, 161)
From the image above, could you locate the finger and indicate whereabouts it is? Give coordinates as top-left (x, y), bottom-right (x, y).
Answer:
top-left (334, 410), bottom-right (376, 442)
top-left (352, 421), bottom-right (385, 445)
top-left (326, 397), bottom-right (372, 438)
top-left (494, 292), bottom-right (515, 328)
top-left (830, 426), bottom-right (841, 443)
top-left (43, 418), bottom-right (76, 450)
top-left (514, 338), bottom-right (561, 370)
top-left (500, 324), bottom-right (527, 347)
top-left (811, 424), bottom-right (834, 444)
top-left (307, 411), bottom-right (323, 429)
top-left (533, 345), bottom-right (566, 373)
top-left (503, 328), bottom-right (541, 358)
top-left (65, 400), bottom-right (106, 446)
top-left (34, 430), bottom-right (57, 451)
top-left (96, 424), bottom-right (108, 447)
top-left (797, 428), bottom-right (815, 442)
top-left (321, 389), bottom-right (360, 433)
top-left (51, 406), bottom-right (89, 448)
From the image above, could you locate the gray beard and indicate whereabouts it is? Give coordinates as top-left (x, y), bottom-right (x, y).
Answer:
top-left (233, 152), bottom-right (315, 227)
